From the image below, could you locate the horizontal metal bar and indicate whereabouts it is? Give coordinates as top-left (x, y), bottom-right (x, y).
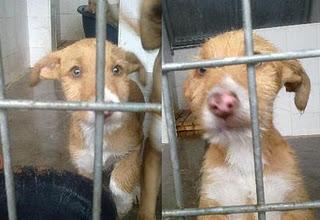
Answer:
top-left (162, 200), bottom-right (320, 218)
top-left (0, 99), bottom-right (161, 112)
top-left (162, 49), bottom-right (320, 72)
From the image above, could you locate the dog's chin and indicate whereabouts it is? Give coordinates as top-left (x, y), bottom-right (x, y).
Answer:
top-left (202, 106), bottom-right (251, 144)
top-left (86, 111), bottom-right (124, 133)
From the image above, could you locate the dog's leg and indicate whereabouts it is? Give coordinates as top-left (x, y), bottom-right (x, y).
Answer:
top-left (110, 149), bottom-right (141, 218)
top-left (138, 138), bottom-right (161, 220)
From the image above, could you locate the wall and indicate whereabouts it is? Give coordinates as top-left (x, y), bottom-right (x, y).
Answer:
top-left (27, 0), bottom-right (53, 66)
top-left (0, 0), bottom-right (30, 84)
top-left (59, 0), bottom-right (87, 41)
top-left (172, 23), bottom-right (320, 136)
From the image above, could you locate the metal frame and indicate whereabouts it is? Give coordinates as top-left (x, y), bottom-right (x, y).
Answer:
top-left (0, 1), bottom-right (161, 220)
top-left (162, 0), bottom-right (320, 219)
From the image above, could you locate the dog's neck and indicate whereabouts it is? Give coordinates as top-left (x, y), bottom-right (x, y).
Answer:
top-left (207, 128), bottom-right (266, 174)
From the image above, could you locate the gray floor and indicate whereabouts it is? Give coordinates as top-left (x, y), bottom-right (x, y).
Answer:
top-left (163, 136), bottom-right (320, 219)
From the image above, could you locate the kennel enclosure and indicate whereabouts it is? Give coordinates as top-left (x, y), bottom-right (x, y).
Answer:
top-left (0, 0), bottom-right (161, 219)
top-left (162, 0), bottom-right (320, 219)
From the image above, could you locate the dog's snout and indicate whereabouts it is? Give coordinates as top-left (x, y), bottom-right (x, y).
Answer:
top-left (208, 91), bottom-right (238, 119)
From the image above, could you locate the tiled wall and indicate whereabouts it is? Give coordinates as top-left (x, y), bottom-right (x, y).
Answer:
top-left (27, 0), bottom-right (53, 66)
top-left (59, 0), bottom-right (87, 41)
top-left (0, 0), bottom-right (30, 84)
top-left (173, 23), bottom-right (320, 136)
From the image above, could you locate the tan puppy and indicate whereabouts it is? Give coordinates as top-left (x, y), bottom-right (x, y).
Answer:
top-left (30, 39), bottom-right (146, 218)
top-left (138, 0), bottom-right (162, 219)
top-left (184, 30), bottom-right (314, 220)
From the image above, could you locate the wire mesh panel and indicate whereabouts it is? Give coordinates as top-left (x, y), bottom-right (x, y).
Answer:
top-left (161, 0), bottom-right (320, 218)
top-left (0, 1), bottom-right (161, 220)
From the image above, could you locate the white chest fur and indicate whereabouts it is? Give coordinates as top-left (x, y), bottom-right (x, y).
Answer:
top-left (203, 130), bottom-right (293, 220)
top-left (73, 122), bottom-right (123, 176)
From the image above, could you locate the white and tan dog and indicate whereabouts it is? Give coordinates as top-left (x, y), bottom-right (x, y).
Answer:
top-left (30, 39), bottom-right (146, 218)
top-left (184, 30), bottom-right (314, 220)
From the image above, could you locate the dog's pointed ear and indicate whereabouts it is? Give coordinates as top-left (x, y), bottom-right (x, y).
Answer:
top-left (124, 51), bottom-right (147, 86)
top-left (281, 60), bottom-right (310, 111)
top-left (30, 52), bottom-right (61, 87)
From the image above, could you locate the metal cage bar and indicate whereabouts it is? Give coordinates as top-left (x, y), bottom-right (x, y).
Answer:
top-left (242, 0), bottom-right (265, 219)
top-left (0, 100), bottom-right (161, 112)
top-left (0, 38), bottom-right (17, 220)
top-left (0, 1), bottom-right (161, 220)
top-left (92, 0), bottom-right (107, 219)
top-left (162, 23), bottom-right (185, 214)
top-left (163, 200), bottom-right (320, 218)
top-left (162, 0), bottom-right (320, 219)
top-left (162, 49), bottom-right (320, 72)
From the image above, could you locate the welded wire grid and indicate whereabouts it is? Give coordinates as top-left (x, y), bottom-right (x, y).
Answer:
top-left (162, 0), bottom-right (320, 219)
top-left (0, 1), bottom-right (161, 220)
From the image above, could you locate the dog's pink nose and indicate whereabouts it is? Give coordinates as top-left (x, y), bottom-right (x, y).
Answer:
top-left (208, 91), bottom-right (238, 119)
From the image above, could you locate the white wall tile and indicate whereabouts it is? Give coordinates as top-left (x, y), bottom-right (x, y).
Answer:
top-left (27, 0), bottom-right (53, 66)
top-left (0, 0), bottom-right (29, 85)
top-left (291, 112), bottom-right (320, 136)
top-left (256, 27), bottom-right (288, 51)
top-left (27, 0), bottom-right (50, 17)
top-left (286, 23), bottom-right (319, 51)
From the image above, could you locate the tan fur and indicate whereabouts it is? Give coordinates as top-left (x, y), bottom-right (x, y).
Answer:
top-left (30, 39), bottom-right (146, 216)
top-left (138, 138), bottom-right (161, 220)
top-left (138, 52), bottom-right (162, 220)
top-left (140, 0), bottom-right (161, 50)
top-left (184, 30), bottom-right (314, 219)
top-left (138, 3), bottom-right (162, 215)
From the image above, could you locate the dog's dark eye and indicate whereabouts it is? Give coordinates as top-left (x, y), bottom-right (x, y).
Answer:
top-left (71, 66), bottom-right (81, 77)
top-left (198, 67), bottom-right (207, 76)
top-left (112, 65), bottom-right (121, 75)
top-left (253, 51), bottom-right (263, 68)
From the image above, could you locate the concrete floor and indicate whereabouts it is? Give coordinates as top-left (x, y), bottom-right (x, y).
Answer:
top-left (163, 136), bottom-right (320, 219)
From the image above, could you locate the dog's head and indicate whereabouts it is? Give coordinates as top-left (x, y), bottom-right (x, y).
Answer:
top-left (184, 30), bottom-right (310, 140)
top-left (30, 39), bottom-right (146, 130)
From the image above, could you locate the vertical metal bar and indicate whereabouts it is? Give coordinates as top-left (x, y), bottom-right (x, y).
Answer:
top-left (162, 71), bottom-right (184, 210)
top-left (241, 0), bottom-right (266, 219)
top-left (162, 22), bottom-right (184, 214)
top-left (93, 0), bottom-right (106, 219)
top-left (0, 40), bottom-right (17, 220)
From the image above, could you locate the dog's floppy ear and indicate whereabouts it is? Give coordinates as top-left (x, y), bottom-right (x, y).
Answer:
top-left (30, 52), bottom-right (61, 87)
top-left (124, 51), bottom-right (147, 86)
top-left (280, 59), bottom-right (310, 111)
